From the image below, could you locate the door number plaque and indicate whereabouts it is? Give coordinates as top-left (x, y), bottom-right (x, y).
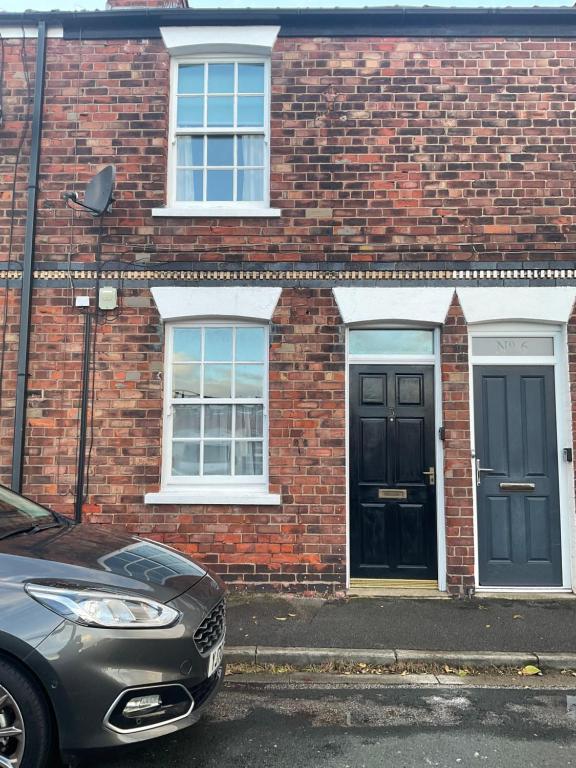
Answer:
top-left (378, 489), bottom-right (407, 500)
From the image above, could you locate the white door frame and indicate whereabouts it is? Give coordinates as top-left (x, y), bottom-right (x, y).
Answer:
top-left (345, 327), bottom-right (447, 592)
top-left (468, 322), bottom-right (574, 593)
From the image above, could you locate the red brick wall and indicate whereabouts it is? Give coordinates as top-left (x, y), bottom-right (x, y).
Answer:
top-left (1, 28), bottom-right (576, 591)
top-left (0, 286), bottom-right (347, 590)
top-left (441, 295), bottom-right (475, 596)
top-left (19, 35), bottom-right (576, 266)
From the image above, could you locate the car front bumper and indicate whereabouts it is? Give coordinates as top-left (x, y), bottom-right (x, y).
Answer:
top-left (28, 574), bottom-right (225, 752)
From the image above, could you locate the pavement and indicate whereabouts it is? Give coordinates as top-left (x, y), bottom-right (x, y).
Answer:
top-left (225, 593), bottom-right (576, 669)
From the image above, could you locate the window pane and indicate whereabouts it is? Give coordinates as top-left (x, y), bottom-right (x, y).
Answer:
top-left (178, 64), bottom-right (204, 94)
top-left (207, 136), bottom-right (234, 167)
top-left (176, 169), bottom-right (203, 202)
top-left (177, 96), bottom-right (204, 128)
top-left (207, 170), bottom-right (233, 201)
top-left (177, 136), bottom-right (204, 166)
top-left (204, 442), bottom-right (231, 475)
top-left (205, 328), bottom-right (233, 361)
top-left (208, 63), bottom-right (234, 93)
top-left (173, 328), bottom-right (201, 361)
top-left (235, 441), bottom-right (263, 476)
top-left (204, 364), bottom-right (232, 398)
top-left (207, 95), bottom-right (234, 127)
top-left (235, 364), bottom-right (264, 397)
top-left (238, 169), bottom-right (264, 201)
top-left (235, 405), bottom-right (263, 437)
top-left (237, 96), bottom-right (264, 127)
top-left (173, 405), bottom-right (201, 438)
top-left (236, 327), bottom-right (265, 361)
top-left (238, 63), bottom-right (265, 93)
top-left (349, 330), bottom-right (434, 356)
top-left (238, 135), bottom-right (264, 166)
top-left (205, 405), bottom-right (232, 437)
top-left (172, 364), bottom-right (201, 398)
top-left (172, 442), bottom-right (200, 476)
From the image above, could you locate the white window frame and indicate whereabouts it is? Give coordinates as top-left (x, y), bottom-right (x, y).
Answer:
top-left (153, 53), bottom-right (279, 218)
top-left (146, 319), bottom-right (280, 506)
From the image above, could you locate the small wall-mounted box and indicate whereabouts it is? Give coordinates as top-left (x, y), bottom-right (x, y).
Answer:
top-left (98, 286), bottom-right (118, 311)
top-left (75, 296), bottom-right (90, 308)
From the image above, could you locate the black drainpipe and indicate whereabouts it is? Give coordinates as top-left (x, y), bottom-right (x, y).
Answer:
top-left (11, 21), bottom-right (47, 493)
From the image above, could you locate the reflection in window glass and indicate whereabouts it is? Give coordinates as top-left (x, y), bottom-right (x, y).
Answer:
top-left (238, 63), bottom-right (265, 93)
top-left (205, 328), bottom-right (233, 361)
top-left (236, 405), bottom-right (263, 437)
top-left (236, 327), bottom-right (265, 362)
top-left (208, 63), bottom-right (234, 93)
top-left (204, 364), bottom-right (233, 398)
top-left (169, 325), bottom-right (267, 479)
top-left (207, 170), bottom-right (234, 201)
top-left (178, 64), bottom-right (203, 93)
top-left (204, 442), bottom-right (232, 475)
top-left (174, 60), bottom-right (267, 205)
top-left (173, 405), bottom-right (201, 437)
top-left (349, 330), bottom-right (434, 356)
top-left (236, 364), bottom-right (264, 398)
top-left (204, 405), bottom-right (232, 437)
top-left (172, 364), bottom-right (201, 398)
top-left (172, 442), bottom-right (200, 476)
top-left (173, 329), bottom-right (201, 361)
top-left (235, 441), bottom-right (263, 475)
top-left (177, 96), bottom-right (203, 128)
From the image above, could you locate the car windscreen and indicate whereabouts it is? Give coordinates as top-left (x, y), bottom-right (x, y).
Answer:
top-left (0, 485), bottom-right (56, 535)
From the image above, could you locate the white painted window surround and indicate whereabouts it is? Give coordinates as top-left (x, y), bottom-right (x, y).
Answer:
top-left (146, 287), bottom-right (282, 506)
top-left (150, 286), bottom-right (282, 323)
top-left (154, 25), bottom-right (280, 219)
top-left (333, 287), bottom-right (455, 325)
top-left (457, 287), bottom-right (576, 324)
top-left (333, 287), bottom-right (576, 326)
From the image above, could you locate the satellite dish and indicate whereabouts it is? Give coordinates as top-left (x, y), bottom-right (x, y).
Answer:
top-left (63, 165), bottom-right (116, 217)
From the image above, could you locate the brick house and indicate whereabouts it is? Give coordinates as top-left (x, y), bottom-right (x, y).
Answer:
top-left (1, 1), bottom-right (576, 596)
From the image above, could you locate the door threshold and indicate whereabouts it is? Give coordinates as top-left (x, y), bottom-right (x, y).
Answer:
top-left (348, 578), bottom-right (449, 599)
top-left (475, 588), bottom-right (574, 599)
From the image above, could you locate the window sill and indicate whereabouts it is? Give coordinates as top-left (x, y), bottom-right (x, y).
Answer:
top-left (144, 490), bottom-right (281, 506)
top-left (151, 206), bottom-right (282, 219)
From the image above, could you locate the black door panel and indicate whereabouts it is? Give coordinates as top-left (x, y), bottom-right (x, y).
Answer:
top-left (350, 365), bottom-right (437, 580)
top-left (474, 366), bottom-right (562, 587)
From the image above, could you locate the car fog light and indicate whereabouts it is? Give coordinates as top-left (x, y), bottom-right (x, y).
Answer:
top-left (123, 694), bottom-right (162, 718)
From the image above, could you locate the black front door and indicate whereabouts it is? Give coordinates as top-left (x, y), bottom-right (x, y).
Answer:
top-left (349, 365), bottom-right (437, 580)
top-left (474, 366), bottom-right (562, 587)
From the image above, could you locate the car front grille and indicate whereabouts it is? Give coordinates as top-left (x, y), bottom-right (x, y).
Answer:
top-left (194, 599), bottom-right (225, 656)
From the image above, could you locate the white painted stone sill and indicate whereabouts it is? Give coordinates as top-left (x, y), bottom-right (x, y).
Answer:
top-left (151, 207), bottom-right (282, 218)
top-left (144, 491), bottom-right (281, 506)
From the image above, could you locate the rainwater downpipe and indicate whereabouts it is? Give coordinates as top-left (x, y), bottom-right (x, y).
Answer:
top-left (11, 21), bottom-right (47, 493)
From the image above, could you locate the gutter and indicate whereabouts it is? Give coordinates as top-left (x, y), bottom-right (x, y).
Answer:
top-left (11, 21), bottom-right (47, 493)
top-left (2, 8), bottom-right (576, 39)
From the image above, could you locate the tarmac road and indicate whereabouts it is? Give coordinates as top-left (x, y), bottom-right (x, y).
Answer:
top-left (87, 677), bottom-right (576, 768)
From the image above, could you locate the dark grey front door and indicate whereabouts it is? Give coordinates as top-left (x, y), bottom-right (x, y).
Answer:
top-left (474, 366), bottom-right (562, 587)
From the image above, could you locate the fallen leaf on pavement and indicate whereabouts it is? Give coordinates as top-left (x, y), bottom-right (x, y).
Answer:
top-left (274, 617), bottom-right (288, 622)
top-left (519, 665), bottom-right (542, 676)
top-left (513, 614), bottom-right (524, 620)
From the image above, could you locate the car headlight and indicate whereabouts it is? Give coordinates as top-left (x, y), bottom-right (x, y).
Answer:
top-left (25, 584), bottom-right (181, 629)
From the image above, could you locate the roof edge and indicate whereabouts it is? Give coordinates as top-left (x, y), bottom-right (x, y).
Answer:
top-left (1, 7), bottom-right (576, 40)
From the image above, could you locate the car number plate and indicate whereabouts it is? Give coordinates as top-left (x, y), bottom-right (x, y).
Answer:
top-left (207, 641), bottom-right (224, 677)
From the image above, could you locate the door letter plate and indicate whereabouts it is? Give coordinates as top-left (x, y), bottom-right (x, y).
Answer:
top-left (378, 489), bottom-right (407, 500)
top-left (499, 482), bottom-right (536, 492)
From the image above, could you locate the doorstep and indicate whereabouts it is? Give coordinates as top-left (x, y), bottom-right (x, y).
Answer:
top-left (348, 578), bottom-right (449, 599)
